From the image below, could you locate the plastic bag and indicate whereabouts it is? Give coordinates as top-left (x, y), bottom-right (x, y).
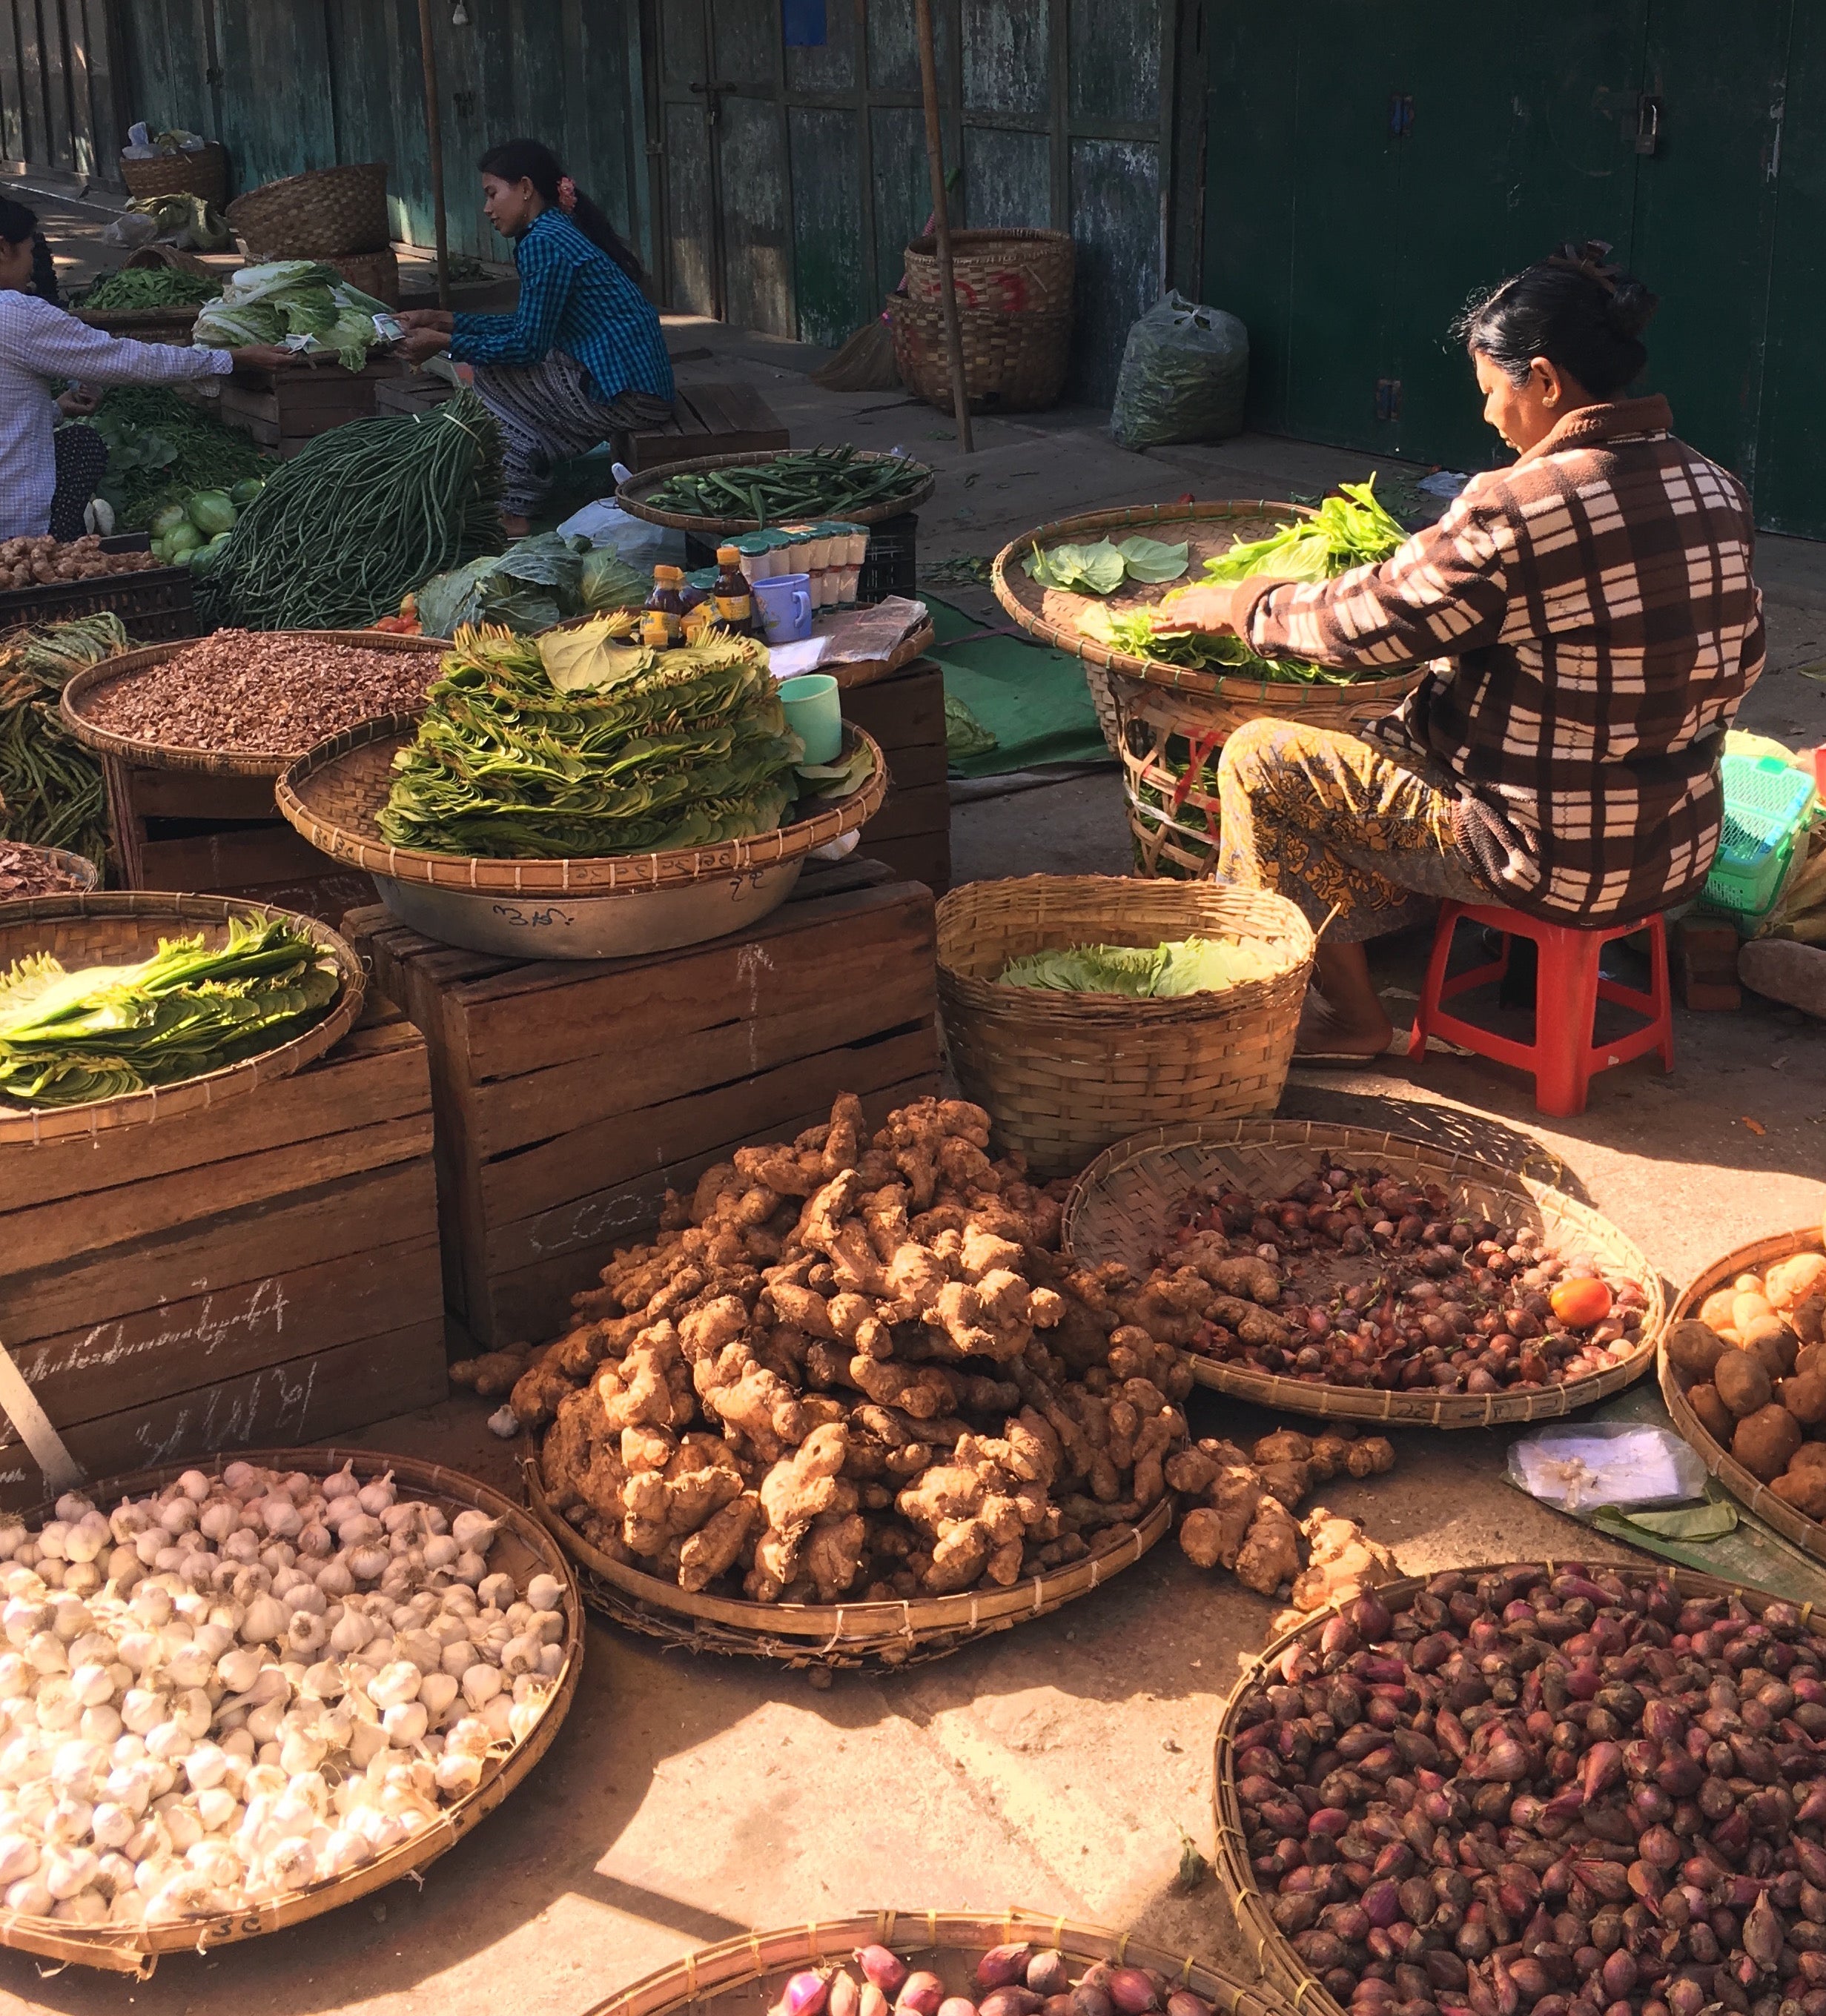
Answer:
top-left (1109, 291), bottom-right (1249, 449)
top-left (554, 497), bottom-right (686, 569)
top-left (1506, 1423), bottom-right (1707, 1511)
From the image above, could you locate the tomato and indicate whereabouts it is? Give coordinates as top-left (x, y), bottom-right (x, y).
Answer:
top-left (1550, 1276), bottom-right (1613, 1329)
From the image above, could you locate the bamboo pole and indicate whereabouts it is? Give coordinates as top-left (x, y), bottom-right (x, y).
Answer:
top-left (913, 0), bottom-right (972, 453)
top-left (416, 0), bottom-right (451, 309)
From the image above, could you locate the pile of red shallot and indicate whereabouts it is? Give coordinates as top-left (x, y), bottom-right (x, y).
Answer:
top-left (1168, 1163), bottom-right (1647, 1396)
top-left (1229, 1563), bottom-right (1826, 2016)
top-left (773, 1942), bottom-right (1220, 2016)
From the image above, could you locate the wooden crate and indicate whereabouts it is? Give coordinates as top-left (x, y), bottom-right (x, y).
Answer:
top-left (843, 658), bottom-right (951, 893)
top-left (219, 356), bottom-right (407, 457)
top-left (624, 378), bottom-right (790, 471)
top-left (345, 857), bottom-right (941, 1347)
top-left (0, 998), bottom-right (446, 1508)
top-left (102, 756), bottom-right (373, 925)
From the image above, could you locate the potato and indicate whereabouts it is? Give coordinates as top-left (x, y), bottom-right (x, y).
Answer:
top-left (1773, 1467), bottom-right (1826, 1521)
top-left (1736, 1292), bottom-right (1779, 1333)
top-left (1747, 1322), bottom-right (1800, 1380)
top-left (1735, 1404), bottom-right (1803, 1483)
top-left (1736, 1272), bottom-right (1769, 1294)
top-left (1701, 1289), bottom-right (1739, 1330)
top-left (1796, 1296), bottom-right (1826, 1350)
top-left (1665, 1319), bottom-right (1728, 1384)
top-left (1780, 1369), bottom-right (1826, 1428)
top-left (1767, 1254), bottom-right (1826, 1314)
top-left (1716, 1350), bottom-right (1773, 1419)
top-left (1793, 1441), bottom-right (1826, 1474)
top-left (1688, 1382), bottom-right (1737, 1448)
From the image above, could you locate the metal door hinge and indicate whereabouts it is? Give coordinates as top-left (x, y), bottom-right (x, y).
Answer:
top-left (1375, 378), bottom-right (1403, 422)
top-left (1635, 94), bottom-right (1663, 155)
top-left (1389, 93), bottom-right (1414, 139)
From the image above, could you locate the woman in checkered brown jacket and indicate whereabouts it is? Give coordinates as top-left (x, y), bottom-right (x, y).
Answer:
top-left (1167, 244), bottom-right (1765, 1058)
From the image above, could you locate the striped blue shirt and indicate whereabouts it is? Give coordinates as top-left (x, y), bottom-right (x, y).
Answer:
top-left (449, 210), bottom-right (674, 406)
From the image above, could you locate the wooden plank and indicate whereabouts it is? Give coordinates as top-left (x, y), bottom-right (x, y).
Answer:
top-left (862, 829), bottom-right (950, 894)
top-left (183, 870), bottom-right (378, 929)
top-left (13, 1231), bottom-right (443, 1429)
top-left (842, 661), bottom-right (945, 752)
top-left (477, 1018), bottom-right (938, 1236)
top-left (873, 740), bottom-right (950, 792)
top-left (0, 1017), bottom-right (431, 1213)
top-left (861, 779), bottom-right (950, 847)
top-left (474, 1073), bottom-right (939, 1345)
top-left (5, 1155), bottom-right (440, 1347)
top-left (127, 769), bottom-right (279, 820)
top-left (136, 823), bottom-right (333, 892)
top-left (0, 1322), bottom-right (451, 1511)
top-left (39, 0), bottom-right (68, 171)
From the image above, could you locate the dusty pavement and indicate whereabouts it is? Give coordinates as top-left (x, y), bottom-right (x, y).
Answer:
top-left (2, 270), bottom-right (1822, 2016)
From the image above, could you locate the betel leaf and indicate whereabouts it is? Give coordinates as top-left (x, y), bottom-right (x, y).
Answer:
top-left (1114, 535), bottom-right (1191, 584)
top-left (1022, 539), bottom-right (1128, 595)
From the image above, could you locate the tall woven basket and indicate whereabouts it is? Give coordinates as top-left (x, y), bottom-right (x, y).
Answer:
top-left (889, 294), bottom-right (1072, 414)
top-left (936, 875), bottom-right (1314, 1180)
top-left (902, 228), bottom-right (1076, 313)
top-left (119, 142), bottom-right (228, 207)
top-left (227, 162), bottom-right (389, 259)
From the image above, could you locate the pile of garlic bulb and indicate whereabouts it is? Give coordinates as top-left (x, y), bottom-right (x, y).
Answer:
top-left (0, 1459), bottom-right (568, 1932)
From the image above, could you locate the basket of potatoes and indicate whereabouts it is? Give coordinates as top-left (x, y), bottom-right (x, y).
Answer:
top-left (1658, 1221), bottom-right (1826, 1548)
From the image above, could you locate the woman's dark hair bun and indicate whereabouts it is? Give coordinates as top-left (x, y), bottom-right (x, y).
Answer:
top-left (1453, 239), bottom-right (1657, 398)
top-left (1604, 276), bottom-right (1658, 342)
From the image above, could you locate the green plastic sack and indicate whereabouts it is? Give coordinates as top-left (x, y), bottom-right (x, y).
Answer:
top-left (1110, 291), bottom-right (1249, 449)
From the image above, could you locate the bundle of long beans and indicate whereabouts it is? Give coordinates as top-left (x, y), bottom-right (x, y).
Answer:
top-left (0, 612), bottom-right (130, 871)
top-left (198, 390), bottom-right (504, 631)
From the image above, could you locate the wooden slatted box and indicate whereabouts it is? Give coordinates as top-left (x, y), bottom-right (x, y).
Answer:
top-left (345, 857), bottom-right (942, 1349)
top-left (0, 999), bottom-right (447, 1508)
top-left (843, 658), bottom-right (951, 894)
top-left (218, 357), bottom-right (408, 457)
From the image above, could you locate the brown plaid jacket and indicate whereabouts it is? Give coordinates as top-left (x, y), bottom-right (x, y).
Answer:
top-left (1239, 397), bottom-right (1767, 924)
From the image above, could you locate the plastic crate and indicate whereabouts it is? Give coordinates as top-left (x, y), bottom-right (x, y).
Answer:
top-left (0, 534), bottom-right (197, 642)
top-left (1704, 753), bottom-right (1816, 923)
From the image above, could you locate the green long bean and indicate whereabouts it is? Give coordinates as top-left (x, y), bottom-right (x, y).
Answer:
top-left (643, 445), bottom-right (928, 523)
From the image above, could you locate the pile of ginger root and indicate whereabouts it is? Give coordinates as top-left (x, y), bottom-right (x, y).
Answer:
top-left (1168, 1425), bottom-right (1397, 1620)
top-left (501, 1093), bottom-right (1198, 1606)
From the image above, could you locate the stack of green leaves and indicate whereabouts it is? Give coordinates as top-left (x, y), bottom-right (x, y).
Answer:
top-left (77, 385), bottom-right (272, 532)
top-left (1023, 534), bottom-right (1189, 594)
top-left (414, 534), bottom-right (649, 638)
top-left (997, 935), bottom-right (1286, 997)
top-left (0, 612), bottom-right (131, 869)
top-left (376, 622), bottom-right (807, 859)
top-left (74, 266), bottom-right (222, 311)
top-left (0, 915), bottom-right (342, 1108)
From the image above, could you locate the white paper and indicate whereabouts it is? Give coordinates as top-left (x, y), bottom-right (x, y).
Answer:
top-left (767, 637), bottom-right (833, 680)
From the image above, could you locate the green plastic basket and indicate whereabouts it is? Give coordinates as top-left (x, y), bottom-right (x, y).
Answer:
top-left (1704, 754), bottom-right (1816, 921)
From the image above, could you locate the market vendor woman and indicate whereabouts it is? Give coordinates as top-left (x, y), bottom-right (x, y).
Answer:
top-left (1166, 243), bottom-right (1765, 1056)
top-left (0, 196), bottom-right (294, 540)
top-left (395, 139), bottom-right (674, 535)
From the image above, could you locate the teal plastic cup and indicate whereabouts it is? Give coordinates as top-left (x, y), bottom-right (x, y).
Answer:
top-left (778, 672), bottom-right (842, 764)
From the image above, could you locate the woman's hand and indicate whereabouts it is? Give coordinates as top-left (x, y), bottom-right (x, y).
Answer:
top-left (394, 309), bottom-right (455, 334)
top-left (394, 326), bottom-right (452, 364)
top-left (1153, 577), bottom-right (1294, 636)
top-left (56, 384), bottom-right (101, 417)
top-left (228, 344), bottom-right (304, 372)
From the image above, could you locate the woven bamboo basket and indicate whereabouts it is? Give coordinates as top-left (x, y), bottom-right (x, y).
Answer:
top-left (73, 304), bottom-right (203, 343)
top-left (0, 843), bottom-right (99, 897)
top-left (0, 892), bottom-right (363, 1145)
top-left (991, 501), bottom-right (1426, 874)
top-left (888, 294), bottom-right (1074, 414)
top-left (227, 162), bottom-right (389, 259)
top-left (119, 142), bottom-right (228, 207)
top-left (524, 1447), bottom-right (1168, 1671)
top-left (1064, 1118), bottom-right (1665, 1427)
top-left (0, 1445), bottom-right (583, 1976)
top-left (277, 713), bottom-right (888, 895)
top-left (902, 227), bottom-right (1076, 314)
top-left (590, 1908), bottom-right (1300, 2016)
top-left (616, 448), bottom-right (938, 534)
top-left (329, 247), bottom-right (400, 305)
top-left (1216, 1562), bottom-right (1780, 2016)
top-left (1660, 1224), bottom-right (1826, 1557)
top-left (936, 876), bottom-right (1314, 1180)
top-left (61, 631), bottom-right (448, 780)
top-left (123, 243), bottom-right (221, 279)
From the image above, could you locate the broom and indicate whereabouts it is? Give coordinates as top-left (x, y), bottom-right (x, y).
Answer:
top-left (812, 168), bottom-right (961, 394)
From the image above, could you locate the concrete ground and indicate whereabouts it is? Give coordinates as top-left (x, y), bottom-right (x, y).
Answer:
top-left (6, 239), bottom-right (1826, 2015)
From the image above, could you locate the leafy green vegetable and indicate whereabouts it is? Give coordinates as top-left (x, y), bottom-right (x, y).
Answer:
top-left (1114, 536), bottom-right (1191, 584)
top-left (193, 260), bottom-right (393, 371)
top-left (996, 935), bottom-right (1286, 996)
top-left (77, 385), bottom-right (272, 531)
top-left (578, 546), bottom-right (650, 614)
top-left (944, 692), bottom-right (998, 760)
top-left (0, 915), bottom-right (341, 1108)
top-left (1197, 478), bottom-right (1408, 587)
top-left (414, 532), bottom-right (593, 639)
top-left (376, 625), bottom-right (808, 859)
top-left (1023, 539), bottom-right (1128, 595)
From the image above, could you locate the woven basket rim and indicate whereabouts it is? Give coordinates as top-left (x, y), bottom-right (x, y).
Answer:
top-left (905, 227), bottom-right (1077, 254)
top-left (276, 714), bottom-right (889, 892)
top-left (615, 448), bottom-right (937, 533)
top-left (1659, 1225), bottom-right (1826, 1557)
top-left (525, 1445), bottom-right (1170, 1663)
top-left (934, 874), bottom-right (1316, 1019)
top-left (1062, 1118), bottom-right (1667, 1429)
top-left (0, 1444), bottom-right (582, 1975)
top-left (1214, 1559), bottom-right (1776, 2016)
top-left (0, 893), bottom-right (365, 1147)
top-left (990, 501), bottom-right (1426, 701)
top-left (588, 1909), bottom-right (1301, 2016)
top-left (59, 631), bottom-right (449, 777)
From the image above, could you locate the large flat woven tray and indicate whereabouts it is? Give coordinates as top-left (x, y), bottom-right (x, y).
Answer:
top-left (1660, 1224), bottom-right (1826, 1556)
top-left (615, 447), bottom-right (937, 532)
top-left (0, 1446), bottom-right (582, 1977)
top-left (0, 892), bottom-right (364, 1146)
top-left (277, 712), bottom-right (887, 895)
top-left (1063, 1118), bottom-right (1665, 1428)
top-left (60, 630), bottom-right (448, 779)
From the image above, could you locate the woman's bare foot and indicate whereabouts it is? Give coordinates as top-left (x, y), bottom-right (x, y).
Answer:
top-left (1295, 987), bottom-right (1395, 1058)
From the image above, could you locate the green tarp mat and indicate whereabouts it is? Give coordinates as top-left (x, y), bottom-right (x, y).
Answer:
top-left (923, 595), bottom-right (1114, 778)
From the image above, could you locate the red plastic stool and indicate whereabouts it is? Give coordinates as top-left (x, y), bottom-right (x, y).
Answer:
top-left (1410, 903), bottom-right (1674, 1117)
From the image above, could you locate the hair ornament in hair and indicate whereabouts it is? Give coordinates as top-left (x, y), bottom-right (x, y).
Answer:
top-left (1546, 240), bottom-right (1620, 295)
top-left (557, 175), bottom-right (578, 214)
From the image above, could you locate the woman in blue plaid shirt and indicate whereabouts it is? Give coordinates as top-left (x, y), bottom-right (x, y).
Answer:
top-left (397, 139), bottom-right (674, 533)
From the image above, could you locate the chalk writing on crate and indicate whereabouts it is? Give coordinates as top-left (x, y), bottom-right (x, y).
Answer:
top-left (21, 1278), bottom-right (288, 1385)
